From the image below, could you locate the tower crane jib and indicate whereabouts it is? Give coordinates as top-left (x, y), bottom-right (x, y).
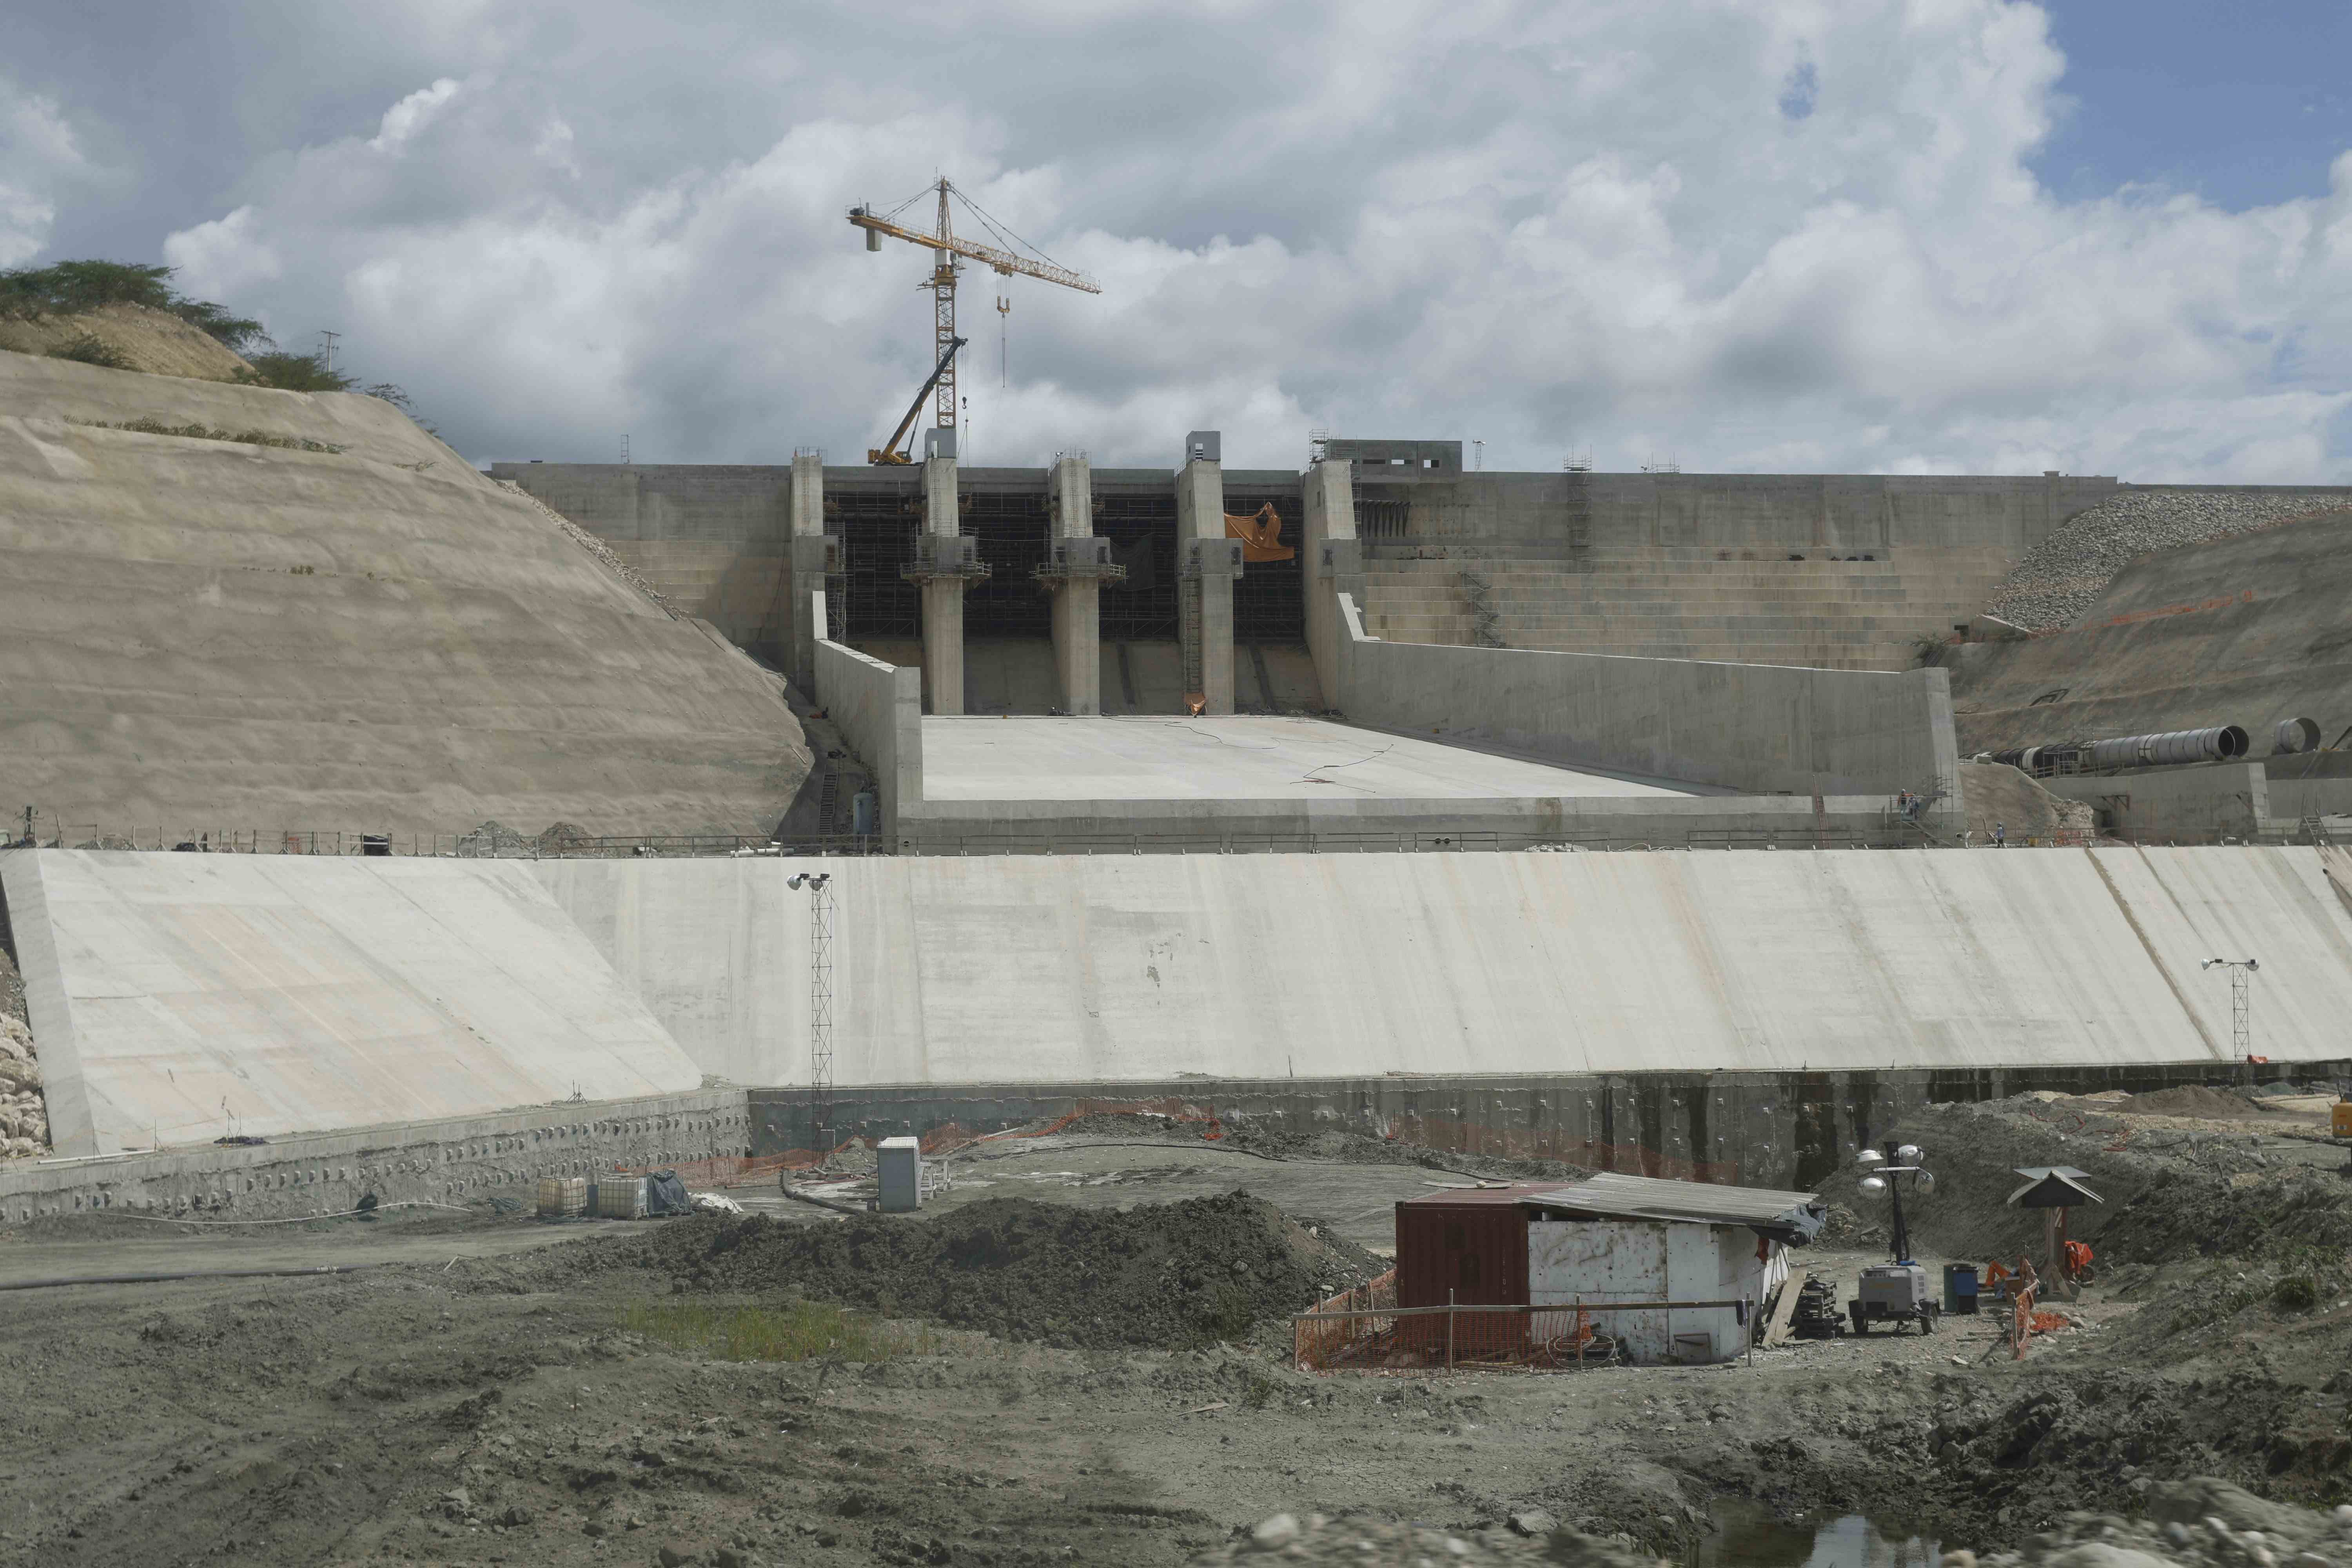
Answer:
top-left (848, 178), bottom-right (1102, 454)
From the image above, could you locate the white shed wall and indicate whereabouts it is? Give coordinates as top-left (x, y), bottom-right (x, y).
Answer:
top-left (1528, 1218), bottom-right (1767, 1364)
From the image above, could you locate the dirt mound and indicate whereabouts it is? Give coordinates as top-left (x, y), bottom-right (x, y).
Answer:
top-left (626, 1194), bottom-right (1381, 1350)
top-left (1828, 1095), bottom-right (2352, 1267)
top-left (2115, 1085), bottom-right (2258, 1119)
top-left (0, 302), bottom-right (253, 381)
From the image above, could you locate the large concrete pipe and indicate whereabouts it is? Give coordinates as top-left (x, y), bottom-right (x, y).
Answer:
top-left (1982, 744), bottom-right (2083, 777)
top-left (2085, 726), bottom-right (2249, 770)
top-left (2274, 717), bottom-right (2321, 755)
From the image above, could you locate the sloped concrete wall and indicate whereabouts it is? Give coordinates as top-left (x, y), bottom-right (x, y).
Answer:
top-left (814, 637), bottom-right (923, 828)
top-left (535, 846), bottom-right (2352, 1092)
top-left (0, 354), bottom-right (809, 840)
top-left (1335, 593), bottom-right (1960, 801)
top-left (1, 850), bottom-right (703, 1156)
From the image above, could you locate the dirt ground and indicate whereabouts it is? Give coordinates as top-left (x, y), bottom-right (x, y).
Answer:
top-left (3, 1093), bottom-right (2349, 1568)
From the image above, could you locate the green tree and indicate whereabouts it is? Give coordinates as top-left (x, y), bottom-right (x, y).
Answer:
top-left (0, 260), bottom-right (269, 354)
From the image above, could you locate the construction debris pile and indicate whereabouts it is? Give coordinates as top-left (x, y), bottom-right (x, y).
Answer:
top-left (1985, 492), bottom-right (2352, 630)
top-left (1187, 1510), bottom-right (1664, 1565)
top-left (1973, 1480), bottom-right (2352, 1568)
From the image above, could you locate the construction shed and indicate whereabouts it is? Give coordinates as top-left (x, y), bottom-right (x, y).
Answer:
top-left (1524, 1174), bottom-right (1826, 1365)
top-left (1394, 1174), bottom-right (1826, 1366)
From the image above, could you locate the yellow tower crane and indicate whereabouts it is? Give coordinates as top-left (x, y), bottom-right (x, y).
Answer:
top-left (848, 178), bottom-right (1101, 463)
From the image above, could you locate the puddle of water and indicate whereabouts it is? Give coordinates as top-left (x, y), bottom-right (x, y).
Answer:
top-left (1692, 1500), bottom-right (1940, 1568)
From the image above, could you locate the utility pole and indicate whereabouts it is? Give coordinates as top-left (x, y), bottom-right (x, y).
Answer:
top-left (317, 330), bottom-right (340, 374)
top-left (621, 433), bottom-right (631, 465)
top-left (789, 872), bottom-right (835, 1158)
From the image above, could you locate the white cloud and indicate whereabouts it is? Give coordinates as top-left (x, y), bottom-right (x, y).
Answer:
top-left (160, 206), bottom-right (281, 299)
top-left (0, 76), bottom-right (86, 267)
top-left (368, 77), bottom-right (462, 153)
top-left (145, 1), bottom-right (2352, 481)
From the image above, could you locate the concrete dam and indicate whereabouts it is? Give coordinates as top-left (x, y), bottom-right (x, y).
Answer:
top-left (7, 351), bottom-right (2352, 1227)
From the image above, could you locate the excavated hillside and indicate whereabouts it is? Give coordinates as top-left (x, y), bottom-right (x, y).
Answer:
top-left (0, 301), bottom-right (254, 382)
top-left (0, 351), bottom-right (809, 840)
top-left (1946, 508), bottom-right (2352, 757)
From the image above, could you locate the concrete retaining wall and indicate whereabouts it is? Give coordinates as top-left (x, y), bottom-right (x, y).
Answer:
top-left (2039, 762), bottom-right (2269, 843)
top-left (1349, 470), bottom-right (2121, 559)
top-left (534, 846), bottom-right (2352, 1093)
top-left (1334, 593), bottom-right (1960, 801)
top-left (0, 1086), bottom-right (745, 1227)
top-left (814, 636), bottom-right (924, 828)
top-left (1, 849), bottom-right (704, 1156)
top-left (484, 463), bottom-right (791, 660)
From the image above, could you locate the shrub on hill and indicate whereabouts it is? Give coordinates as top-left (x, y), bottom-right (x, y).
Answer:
top-left (0, 260), bottom-right (269, 355)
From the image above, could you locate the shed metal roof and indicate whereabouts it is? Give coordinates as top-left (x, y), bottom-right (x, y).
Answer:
top-left (1513, 1172), bottom-right (1828, 1245)
top-left (2007, 1167), bottom-right (2104, 1207)
top-left (1397, 1182), bottom-right (1569, 1209)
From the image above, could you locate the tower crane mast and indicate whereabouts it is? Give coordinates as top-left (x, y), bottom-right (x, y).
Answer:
top-left (848, 179), bottom-right (1101, 457)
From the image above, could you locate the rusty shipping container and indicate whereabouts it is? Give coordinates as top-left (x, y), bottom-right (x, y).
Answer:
top-left (1393, 1185), bottom-right (1561, 1309)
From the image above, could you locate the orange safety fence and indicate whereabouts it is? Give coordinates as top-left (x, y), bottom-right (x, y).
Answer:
top-left (1294, 1270), bottom-right (1398, 1369)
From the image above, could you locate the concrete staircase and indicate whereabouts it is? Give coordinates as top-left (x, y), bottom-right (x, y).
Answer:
top-left (1357, 550), bottom-right (1996, 670)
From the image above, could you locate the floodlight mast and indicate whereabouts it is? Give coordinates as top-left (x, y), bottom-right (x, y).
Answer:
top-left (1859, 1144), bottom-right (1927, 1264)
top-left (2201, 958), bottom-right (2259, 1059)
top-left (787, 872), bottom-right (834, 1156)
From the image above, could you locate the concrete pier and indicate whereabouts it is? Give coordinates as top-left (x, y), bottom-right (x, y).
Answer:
top-left (1173, 432), bottom-right (1237, 714)
top-left (1301, 456), bottom-right (1357, 709)
top-left (920, 451), bottom-right (965, 715)
top-left (785, 450), bottom-right (827, 689)
top-left (1047, 455), bottom-right (1101, 714)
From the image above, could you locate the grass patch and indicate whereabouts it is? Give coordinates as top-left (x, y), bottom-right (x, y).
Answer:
top-left (65, 417), bottom-right (344, 454)
top-left (620, 1299), bottom-right (939, 1363)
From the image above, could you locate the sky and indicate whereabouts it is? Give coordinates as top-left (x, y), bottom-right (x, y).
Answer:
top-left (2, 0), bottom-right (2348, 480)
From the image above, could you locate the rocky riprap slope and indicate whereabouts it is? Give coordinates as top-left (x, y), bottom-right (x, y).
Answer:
top-left (0, 1012), bottom-right (43, 1159)
top-left (1987, 492), bottom-right (2352, 630)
